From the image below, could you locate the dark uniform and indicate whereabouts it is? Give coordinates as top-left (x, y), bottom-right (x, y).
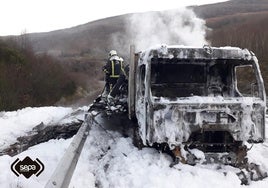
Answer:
top-left (109, 64), bottom-right (129, 98)
top-left (102, 53), bottom-right (125, 97)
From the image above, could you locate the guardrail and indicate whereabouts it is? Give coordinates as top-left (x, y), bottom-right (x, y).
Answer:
top-left (45, 113), bottom-right (92, 188)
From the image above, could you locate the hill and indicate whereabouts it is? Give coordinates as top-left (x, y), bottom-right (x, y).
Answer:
top-left (0, 40), bottom-right (76, 111)
top-left (193, 0), bottom-right (268, 89)
top-left (22, 0), bottom-right (268, 56)
top-left (29, 16), bottom-right (126, 56)
top-left (193, 0), bottom-right (268, 19)
top-left (2, 0), bottom-right (268, 106)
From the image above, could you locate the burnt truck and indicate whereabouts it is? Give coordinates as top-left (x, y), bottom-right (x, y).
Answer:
top-left (89, 45), bottom-right (267, 183)
top-left (127, 45), bottom-right (266, 165)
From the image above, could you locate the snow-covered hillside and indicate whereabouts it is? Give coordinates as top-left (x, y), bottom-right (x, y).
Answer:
top-left (0, 107), bottom-right (268, 188)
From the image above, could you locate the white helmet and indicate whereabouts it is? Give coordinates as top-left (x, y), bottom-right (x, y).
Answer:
top-left (109, 50), bottom-right (117, 57)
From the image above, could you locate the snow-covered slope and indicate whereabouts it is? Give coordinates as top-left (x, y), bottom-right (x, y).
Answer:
top-left (0, 107), bottom-right (268, 188)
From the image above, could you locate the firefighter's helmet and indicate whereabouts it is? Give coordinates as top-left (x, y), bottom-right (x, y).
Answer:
top-left (109, 50), bottom-right (117, 57)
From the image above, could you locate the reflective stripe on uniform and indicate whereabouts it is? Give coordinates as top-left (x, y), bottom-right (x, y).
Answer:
top-left (120, 61), bottom-right (126, 76)
top-left (110, 75), bottom-right (120, 78)
top-left (110, 60), bottom-right (122, 78)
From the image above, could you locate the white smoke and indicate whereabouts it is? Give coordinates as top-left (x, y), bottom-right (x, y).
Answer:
top-left (111, 7), bottom-right (208, 54)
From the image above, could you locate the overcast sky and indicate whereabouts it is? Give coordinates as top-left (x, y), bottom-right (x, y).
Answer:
top-left (0, 0), bottom-right (228, 36)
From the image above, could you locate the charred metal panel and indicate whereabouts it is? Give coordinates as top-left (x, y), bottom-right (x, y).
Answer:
top-left (135, 45), bottom-right (266, 148)
top-left (128, 45), bottom-right (136, 119)
top-left (148, 45), bottom-right (253, 61)
top-left (148, 99), bottom-right (264, 147)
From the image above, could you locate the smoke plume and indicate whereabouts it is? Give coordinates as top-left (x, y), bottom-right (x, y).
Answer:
top-left (110, 7), bottom-right (208, 56)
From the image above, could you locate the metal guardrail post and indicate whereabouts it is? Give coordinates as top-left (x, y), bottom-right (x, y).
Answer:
top-left (45, 113), bottom-right (92, 188)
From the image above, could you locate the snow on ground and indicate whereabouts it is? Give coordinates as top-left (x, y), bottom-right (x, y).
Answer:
top-left (69, 125), bottom-right (268, 188)
top-left (0, 107), bottom-right (268, 188)
top-left (0, 106), bottom-right (87, 150)
top-left (0, 138), bottom-right (73, 188)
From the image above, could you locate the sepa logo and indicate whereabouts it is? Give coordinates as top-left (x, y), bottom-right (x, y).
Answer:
top-left (11, 156), bottom-right (44, 178)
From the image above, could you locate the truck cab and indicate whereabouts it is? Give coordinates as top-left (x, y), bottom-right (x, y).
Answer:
top-left (129, 45), bottom-right (266, 163)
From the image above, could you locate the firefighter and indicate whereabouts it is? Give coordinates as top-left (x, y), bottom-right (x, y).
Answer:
top-left (107, 64), bottom-right (129, 104)
top-left (102, 50), bottom-right (125, 99)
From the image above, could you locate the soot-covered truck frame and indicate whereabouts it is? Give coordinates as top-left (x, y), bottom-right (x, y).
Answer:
top-left (128, 45), bottom-right (266, 164)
